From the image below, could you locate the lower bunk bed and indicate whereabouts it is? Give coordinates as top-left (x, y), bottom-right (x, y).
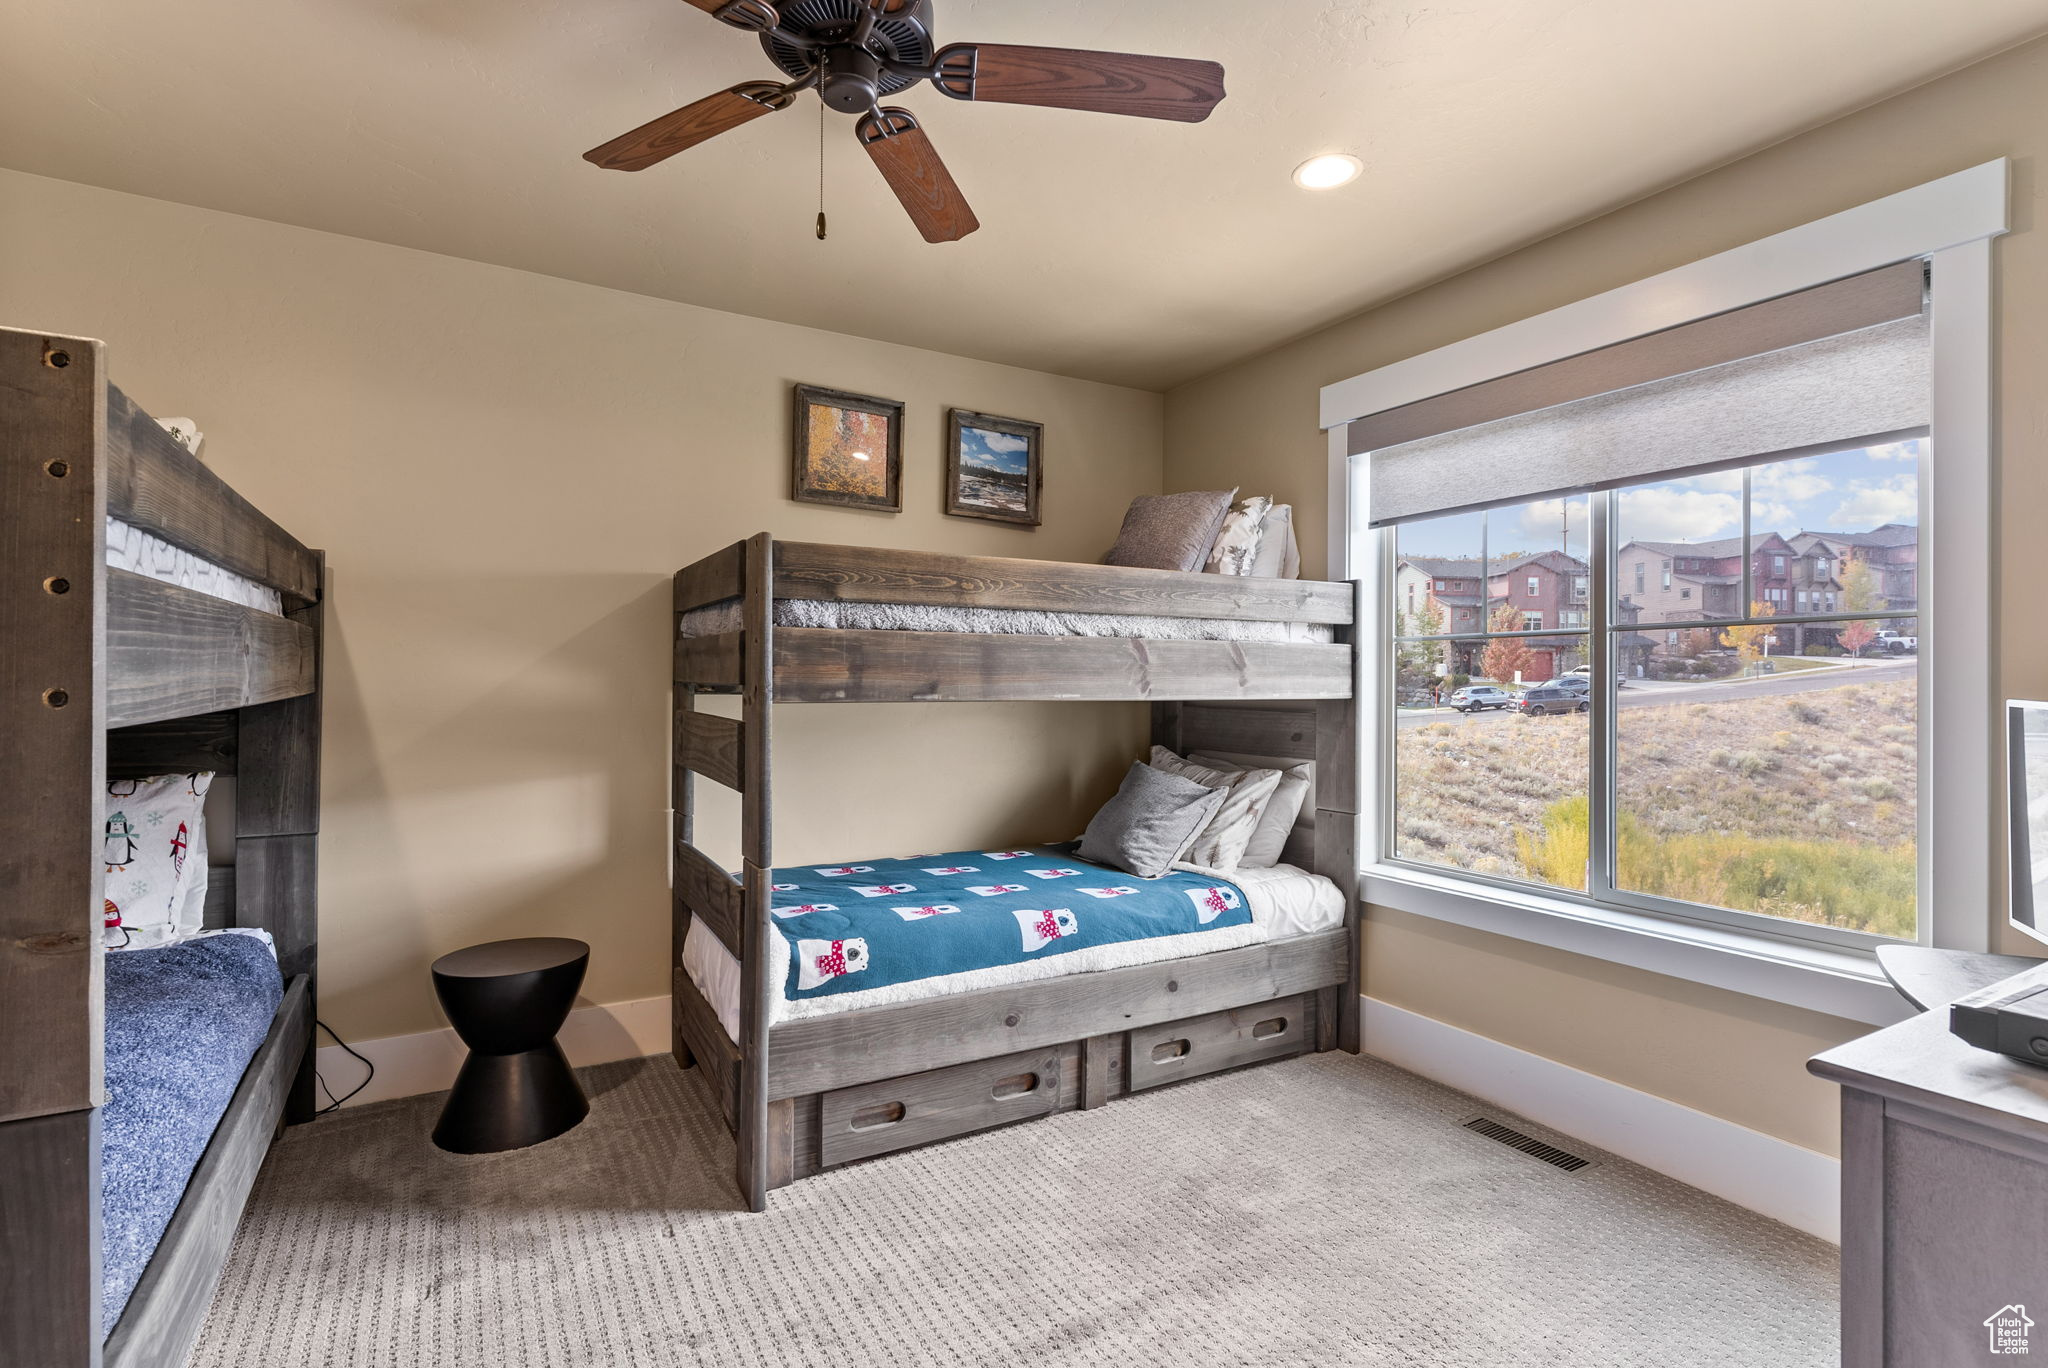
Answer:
top-left (101, 934), bottom-right (310, 1365)
top-left (672, 844), bottom-right (1351, 1186)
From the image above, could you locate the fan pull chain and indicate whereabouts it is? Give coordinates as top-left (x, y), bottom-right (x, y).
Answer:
top-left (816, 98), bottom-right (828, 241)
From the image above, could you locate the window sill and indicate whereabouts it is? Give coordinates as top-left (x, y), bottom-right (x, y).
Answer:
top-left (1361, 863), bottom-right (1916, 1028)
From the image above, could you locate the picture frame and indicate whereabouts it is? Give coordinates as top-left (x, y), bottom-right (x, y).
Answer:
top-left (792, 383), bottom-right (904, 512)
top-left (944, 408), bottom-right (1044, 527)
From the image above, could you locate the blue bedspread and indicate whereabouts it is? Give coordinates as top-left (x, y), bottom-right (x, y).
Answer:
top-left (101, 933), bottom-right (282, 1335)
top-left (768, 845), bottom-right (1251, 1003)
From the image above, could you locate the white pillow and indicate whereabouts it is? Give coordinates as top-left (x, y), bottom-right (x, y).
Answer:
top-left (102, 773), bottom-right (212, 949)
top-left (1249, 504), bottom-right (1301, 579)
top-left (1148, 746), bottom-right (1282, 872)
top-left (1190, 751), bottom-right (1313, 869)
top-left (1204, 496), bottom-right (1271, 576)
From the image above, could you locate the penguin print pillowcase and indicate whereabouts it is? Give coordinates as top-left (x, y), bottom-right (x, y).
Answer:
top-left (102, 773), bottom-right (212, 949)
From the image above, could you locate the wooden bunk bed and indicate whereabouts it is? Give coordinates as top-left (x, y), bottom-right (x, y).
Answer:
top-left (0, 328), bottom-right (324, 1368)
top-left (671, 533), bottom-right (1359, 1211)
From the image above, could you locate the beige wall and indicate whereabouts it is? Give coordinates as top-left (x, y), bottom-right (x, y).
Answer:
top-left (0, 168), bottom-right (1162, 1043)
top-left (1164, 36), bottom-right (2048, 1156)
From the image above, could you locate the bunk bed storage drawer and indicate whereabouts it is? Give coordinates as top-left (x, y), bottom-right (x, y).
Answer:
top-left (1127, 995), bottom-right (1310, 1093)
top-left (820, 1046), bottom-right (1064, 1167)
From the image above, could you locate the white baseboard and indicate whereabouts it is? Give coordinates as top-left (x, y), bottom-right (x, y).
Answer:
top-left (1361, 996), bottom-right (1841, 1243)
top-left (314, 995), bottom-right (670, 1110)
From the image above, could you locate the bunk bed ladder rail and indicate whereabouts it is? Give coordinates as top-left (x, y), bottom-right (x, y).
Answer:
top-left (736, 532), bottom-right (776, 1211)
top-left (670, 534), bottom-right (777, 1211)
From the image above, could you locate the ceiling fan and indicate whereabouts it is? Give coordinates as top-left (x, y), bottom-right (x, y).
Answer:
top-left (583, 0), bottom-right (1227, 243)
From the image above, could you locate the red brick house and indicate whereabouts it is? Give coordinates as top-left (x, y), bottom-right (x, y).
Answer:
top-left (1395, 551), bottom-right (1590, 682)
top-left (1617, 532), bottom-right (1845, 655)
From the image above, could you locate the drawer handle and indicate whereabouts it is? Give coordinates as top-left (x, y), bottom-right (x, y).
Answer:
top-left (1151, 1038), bottom-right (1191, 1064)
top-left (849, 1101), bottom-right (907, 1131)
top-left (990, 1071), bottom-right (1041, 1100)
top-left (1253, 1016), bottom-right (1288, 1040)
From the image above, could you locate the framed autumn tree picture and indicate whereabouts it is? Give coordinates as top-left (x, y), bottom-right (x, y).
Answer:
top-left (791, 383), bottom-right (904, 512)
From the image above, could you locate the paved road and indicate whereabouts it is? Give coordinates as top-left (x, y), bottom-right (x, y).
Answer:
top-left (1398, 657), bottom-right (1916, 730)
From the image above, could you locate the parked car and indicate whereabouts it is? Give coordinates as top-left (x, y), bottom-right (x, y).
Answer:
top-left (1552, 675), bottom-right (1593, 696)
top-left (1563, 665), bottom-right (1625, 687)
top-left (1512, 685), bottom-right (1590, 716)
top-left (1873, 631), bottom-right (1918, 655)
top-left (1447, 685), bottom-right (1513, 712)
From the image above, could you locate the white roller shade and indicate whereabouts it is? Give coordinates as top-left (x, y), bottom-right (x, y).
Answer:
top-left (1365, 312), bottom-right (1928, 527)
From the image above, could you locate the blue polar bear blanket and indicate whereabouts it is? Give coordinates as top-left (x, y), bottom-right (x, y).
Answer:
top-left (766, 845), bottom-right (1252, 1003)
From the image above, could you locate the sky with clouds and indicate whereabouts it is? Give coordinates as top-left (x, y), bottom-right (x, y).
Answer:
top-left (1398, 439), bottom-right (1920, 560)
top-left (958, 425), bottom-right (1031, 475)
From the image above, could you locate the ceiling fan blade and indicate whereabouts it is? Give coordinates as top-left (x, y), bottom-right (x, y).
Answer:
top-left (856, 109), bottom-right (979, 244)
top-left (681, 0), bottom-right (781, 28)
top-left (585, 84), bottom-right (788, 172)
top-left (932, 44), bottom-right (1225, 123)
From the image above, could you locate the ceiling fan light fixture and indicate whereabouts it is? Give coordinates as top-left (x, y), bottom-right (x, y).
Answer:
top-left (1293, 153), bottom-right (1363, 190)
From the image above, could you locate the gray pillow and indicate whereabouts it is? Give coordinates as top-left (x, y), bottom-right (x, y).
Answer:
top-left (1248, 503), bottom-right (1301, 579)
top-left (1078, 761), bottom-right (1228, 879)
top-left (1104, 489), bottom-right (1239, 572)
top-left (1149, 745), bottom-right (1283, 872)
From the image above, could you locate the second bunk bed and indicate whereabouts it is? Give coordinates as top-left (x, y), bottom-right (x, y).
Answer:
top-left (671, 533), bottom-right (1359, 1211)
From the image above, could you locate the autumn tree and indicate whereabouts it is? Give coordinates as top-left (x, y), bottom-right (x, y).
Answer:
top-left (1396, 595), bottom-right (1448, 694)
top-left (1837, 556), bottom-right (1881, 657)
top-left (1720, 600), bottom-right (1777, 669)
top-left (1480, 604), bottom-right (1536, 685)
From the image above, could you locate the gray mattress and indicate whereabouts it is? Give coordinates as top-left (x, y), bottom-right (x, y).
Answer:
top-left (679, 599), bottom-right (1333, 644)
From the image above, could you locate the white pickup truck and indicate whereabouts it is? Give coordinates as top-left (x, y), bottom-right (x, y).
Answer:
top-left (1872, 631), bottom-right (1917, 655)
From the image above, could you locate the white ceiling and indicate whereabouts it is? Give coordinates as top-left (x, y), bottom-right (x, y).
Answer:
top-left (5, 0), bottom-right (2045, 390)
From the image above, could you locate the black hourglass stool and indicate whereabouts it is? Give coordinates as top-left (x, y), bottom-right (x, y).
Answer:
top-left (430, 937), bottom-right (591, 1154)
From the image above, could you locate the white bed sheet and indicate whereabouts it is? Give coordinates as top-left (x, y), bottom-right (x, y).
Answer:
top-left (681, 860), bottom-right (1345, 1044)
top-left (106, 517), bottom-right (283, 616)
top-left (680, 598), bottom-right (1333, 645)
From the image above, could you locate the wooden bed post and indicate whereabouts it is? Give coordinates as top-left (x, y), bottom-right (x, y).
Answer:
top-left (671, 685), bottom-right (697, 1072)
top-left (236, 554), bottom-right (324, 1123)
top-left (0, 328), bottom-right (107, 1365)
top-left (735, 532), bottom-right (776, 1212)
top-left (1319, 577), bottom-right (1364, 1054)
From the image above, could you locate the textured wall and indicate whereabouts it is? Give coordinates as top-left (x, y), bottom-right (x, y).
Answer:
top-left (1, 169), bottom-right (1163, 1042)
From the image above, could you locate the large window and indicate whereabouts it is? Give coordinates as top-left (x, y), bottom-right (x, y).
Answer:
top-left (1387, 438), bottom-right (1922, 946)
top-left (1332, 164), bottom-right (2002, 1015)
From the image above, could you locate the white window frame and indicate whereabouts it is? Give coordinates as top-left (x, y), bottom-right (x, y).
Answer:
top-left (1322, 161), bottom-right (2006, 1027)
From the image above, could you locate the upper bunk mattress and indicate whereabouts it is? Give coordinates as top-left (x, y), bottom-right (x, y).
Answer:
top-left (682, 850), bottom-right (1344, 1042)
top-left (680, 598), bottom-right (1334, 644)
top-left (107, 516), bottom-right (284, 615)
top-left (100, 932), bottom-right (282, 1335)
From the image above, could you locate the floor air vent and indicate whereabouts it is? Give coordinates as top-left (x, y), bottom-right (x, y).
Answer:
top-left (1461, 1115), bottom-right (1592, 1172)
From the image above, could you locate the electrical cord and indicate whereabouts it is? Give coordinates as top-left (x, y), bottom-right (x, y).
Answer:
top-left (313, 1018), bottom-right (374, 1114)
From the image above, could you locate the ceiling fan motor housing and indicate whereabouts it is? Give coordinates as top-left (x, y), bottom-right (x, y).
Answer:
top-left (762, 0), bottom-right (935, 109)
top-left (817, 46), bottom-right (884, 112)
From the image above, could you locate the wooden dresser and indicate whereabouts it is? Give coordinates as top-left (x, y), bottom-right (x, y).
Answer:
top-left (1811, 1006), bottom-right (2048, 1366)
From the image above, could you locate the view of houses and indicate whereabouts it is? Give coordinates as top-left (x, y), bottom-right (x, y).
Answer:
top-left (1395, 521), bottom-right (1919, 688)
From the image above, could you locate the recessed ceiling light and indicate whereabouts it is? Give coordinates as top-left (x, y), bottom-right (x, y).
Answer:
top-left (1293, 154), bottom-right (1363, 190)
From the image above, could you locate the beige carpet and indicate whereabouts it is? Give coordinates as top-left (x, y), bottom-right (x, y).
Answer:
top-left (193, 1051), bottom-right (1836, 1367)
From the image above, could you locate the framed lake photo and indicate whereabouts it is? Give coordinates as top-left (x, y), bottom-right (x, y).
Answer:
top-left (792, 384), bottom-right (904, 512)
top-left (945, 409), bottom-right (1043, 526)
